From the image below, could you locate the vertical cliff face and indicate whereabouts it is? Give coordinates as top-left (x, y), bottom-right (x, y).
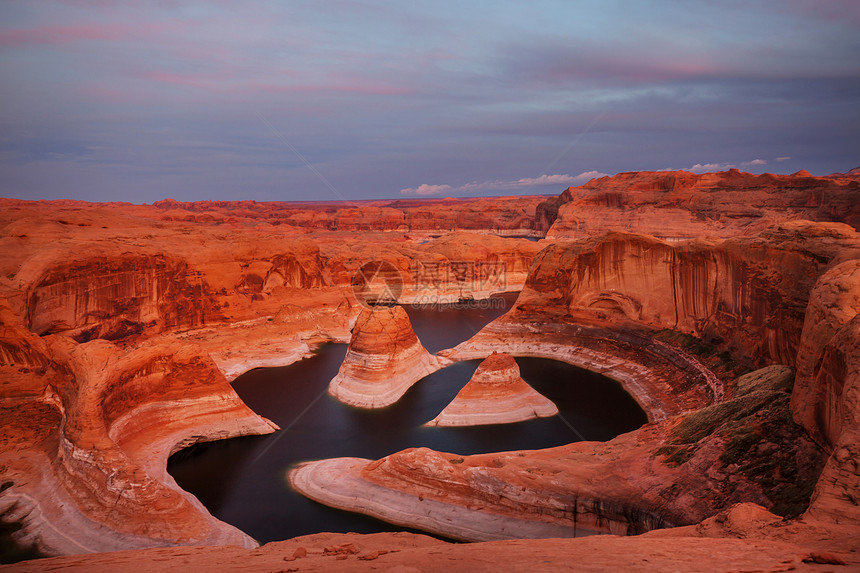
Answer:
top-left (801, 315), bottom-right (860, 524)
top-left (520, 223), bottom-right (860, 367)
top-left (791, 257), bottom-right (860, 526)
top-left (792, 259), bottom-right (860, 450)
top-left (262, 240), bottom-right (327, 292)
top-left (25, 255), bottom-right (218, 342)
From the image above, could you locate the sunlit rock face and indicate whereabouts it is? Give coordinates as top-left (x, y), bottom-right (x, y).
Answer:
top-left (792, 260), bottom-right (860, 449)
top-left (536, 169), bottom-right (860, 239)
top-left (425, 352), bottom-right (557, 426)
top-left (0, 310), bottom-right (278, 554)
top-left (791, 260), bottom-right (860, 525)
top-left (518, 222), bottom-right (860, 367)
top-left (328, 305), bottom-right (443, 408)
top-left (292, 218), bottom-right (860, 547)
top-left (2, 172), bottom-right (860, 567)
top-left (0, 195), bottom-right (542, 556)
top-left (24, 254), bottom-right (217, 342)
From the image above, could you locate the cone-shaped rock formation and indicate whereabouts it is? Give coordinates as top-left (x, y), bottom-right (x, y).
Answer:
top-left (329, 304), bottom-right (441, 408)
top-left (426, 352), bottom-right (558, 426)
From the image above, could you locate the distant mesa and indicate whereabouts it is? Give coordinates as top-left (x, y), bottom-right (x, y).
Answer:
top-left (426, 352), bottom-right (558, 426)
top-left (328, 304), bottom-right (443, 408)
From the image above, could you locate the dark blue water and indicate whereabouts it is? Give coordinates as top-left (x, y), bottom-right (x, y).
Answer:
top-left (168, 297), bottom-right (646, 543)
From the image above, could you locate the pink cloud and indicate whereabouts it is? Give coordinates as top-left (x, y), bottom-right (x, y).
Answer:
top-left (137, 72), bottom-right (413, 97)
top-left (570, 170), bottom-right (610, 184)
top-left (257, 81), bottom-right (414, 96)
top-left (0, 22), bottom-right (170, 47)
top-left (400, 183), bottom-right (453, 196)
top-left (515, 174), bottom-right (576, 186)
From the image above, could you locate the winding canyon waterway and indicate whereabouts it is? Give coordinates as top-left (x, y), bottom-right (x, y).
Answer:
top-left (168, 295), bottom-right (647, 543)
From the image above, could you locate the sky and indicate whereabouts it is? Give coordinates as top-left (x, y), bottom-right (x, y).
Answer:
top-left (1, 1), bottom-right (859, 203)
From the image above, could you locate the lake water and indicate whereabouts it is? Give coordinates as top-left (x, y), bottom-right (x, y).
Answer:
top-left (168, 295), bottom-right (647, 543)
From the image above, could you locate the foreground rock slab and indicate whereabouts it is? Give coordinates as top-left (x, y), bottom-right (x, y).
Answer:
top-left (6, 520), bottom-right (858, 572)
top-left (425, 352), bottom-right (557, 427)
top-left (289, 458), bottom-right (596, 541)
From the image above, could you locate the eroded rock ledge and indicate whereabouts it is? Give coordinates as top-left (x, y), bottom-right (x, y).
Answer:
top-left (289, 365), bottom-right (825, 542)
top-left (0, 320), bottom-right (278, 555)
top-left (425, 352), bottom-right (557, 427)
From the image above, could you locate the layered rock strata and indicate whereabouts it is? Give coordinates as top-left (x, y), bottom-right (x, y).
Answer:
top-left (0, 317), bottom-right (278, 555)
top-left (328, 305), bottom-right (444, 408)
top-left (517, 223), bottom-right (860, 367)
top-left (149, 194), bottom-right (545, 235)
top-left (0, 196), bottom-right (540, 556)
top-left (292, 224), bottom-right (860, 544)
top-left (3, 175), bottom-right (860, 565)
top-left (536, 169), bottom-right (860, 238)
top-left (791, 259), bottom-right (860, 525)
top-left (440, 315), bottom-right (720, 422)
top-left (425, 352), bottom-right (557, 426)
top-left (290, 365), bottom-right (825, 542)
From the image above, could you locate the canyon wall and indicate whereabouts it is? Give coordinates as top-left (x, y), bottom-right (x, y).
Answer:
top-left (151, 195), bottom-right (545, 234)
top-left (536, 170), bottom-right (860, 239)
top-left (791, 260), bottom-right (860, 525)
top-left (518, 222), bottom-right (860, 367)
top-left (0, 299), bottom-right (277, 554)
top-left (291, 221), bottom-right (860, 544)
top-left (0, 196), bottom-right (542, 556)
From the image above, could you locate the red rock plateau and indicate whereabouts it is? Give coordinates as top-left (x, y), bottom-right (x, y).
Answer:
top-left (425, 352), bottom-right (557, 426)
top-left (328, 305), bottom-right (444, 408)
top-left (536, 168), bottom-right (860, 239)
top-left (2, 168), bottom-right (860, 570)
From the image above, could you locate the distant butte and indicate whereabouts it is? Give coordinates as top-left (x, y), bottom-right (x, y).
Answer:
top-left (425, 352), bottom-right (557, 426)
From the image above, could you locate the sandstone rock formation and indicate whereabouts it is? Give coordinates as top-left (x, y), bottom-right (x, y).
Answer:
top-left (328, 305), bottom-right (444, 408)
top-left (149, 194), bottom-right (545, 236)
top-left (0, 308), bottom-right (278, 555)
top-left (425, 352), bottom-right (557, 426)
top-left (3, 171), bottom-right (860, 569)
top-left (535, 169), bottom-right (860, 238)
top-left (790, 260), bottom-right (860, 525)
top-left (290, 221), bottom-right (860, 550)
top-left (0, 195), bottom-right (541, 556)
top-left (291, 365), bottom-right (824, 542)
top-left (517, 222), bottom-right (860, 368)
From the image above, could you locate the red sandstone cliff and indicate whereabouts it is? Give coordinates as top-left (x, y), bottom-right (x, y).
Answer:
top-left (535, 169), bottom-right (860, 238)
top-left (2, 174), bottom-right (860, 567)
top-left (290, 221), bottom-right (860, 550)
top-left (517, 222), bottom-right (860, 367)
